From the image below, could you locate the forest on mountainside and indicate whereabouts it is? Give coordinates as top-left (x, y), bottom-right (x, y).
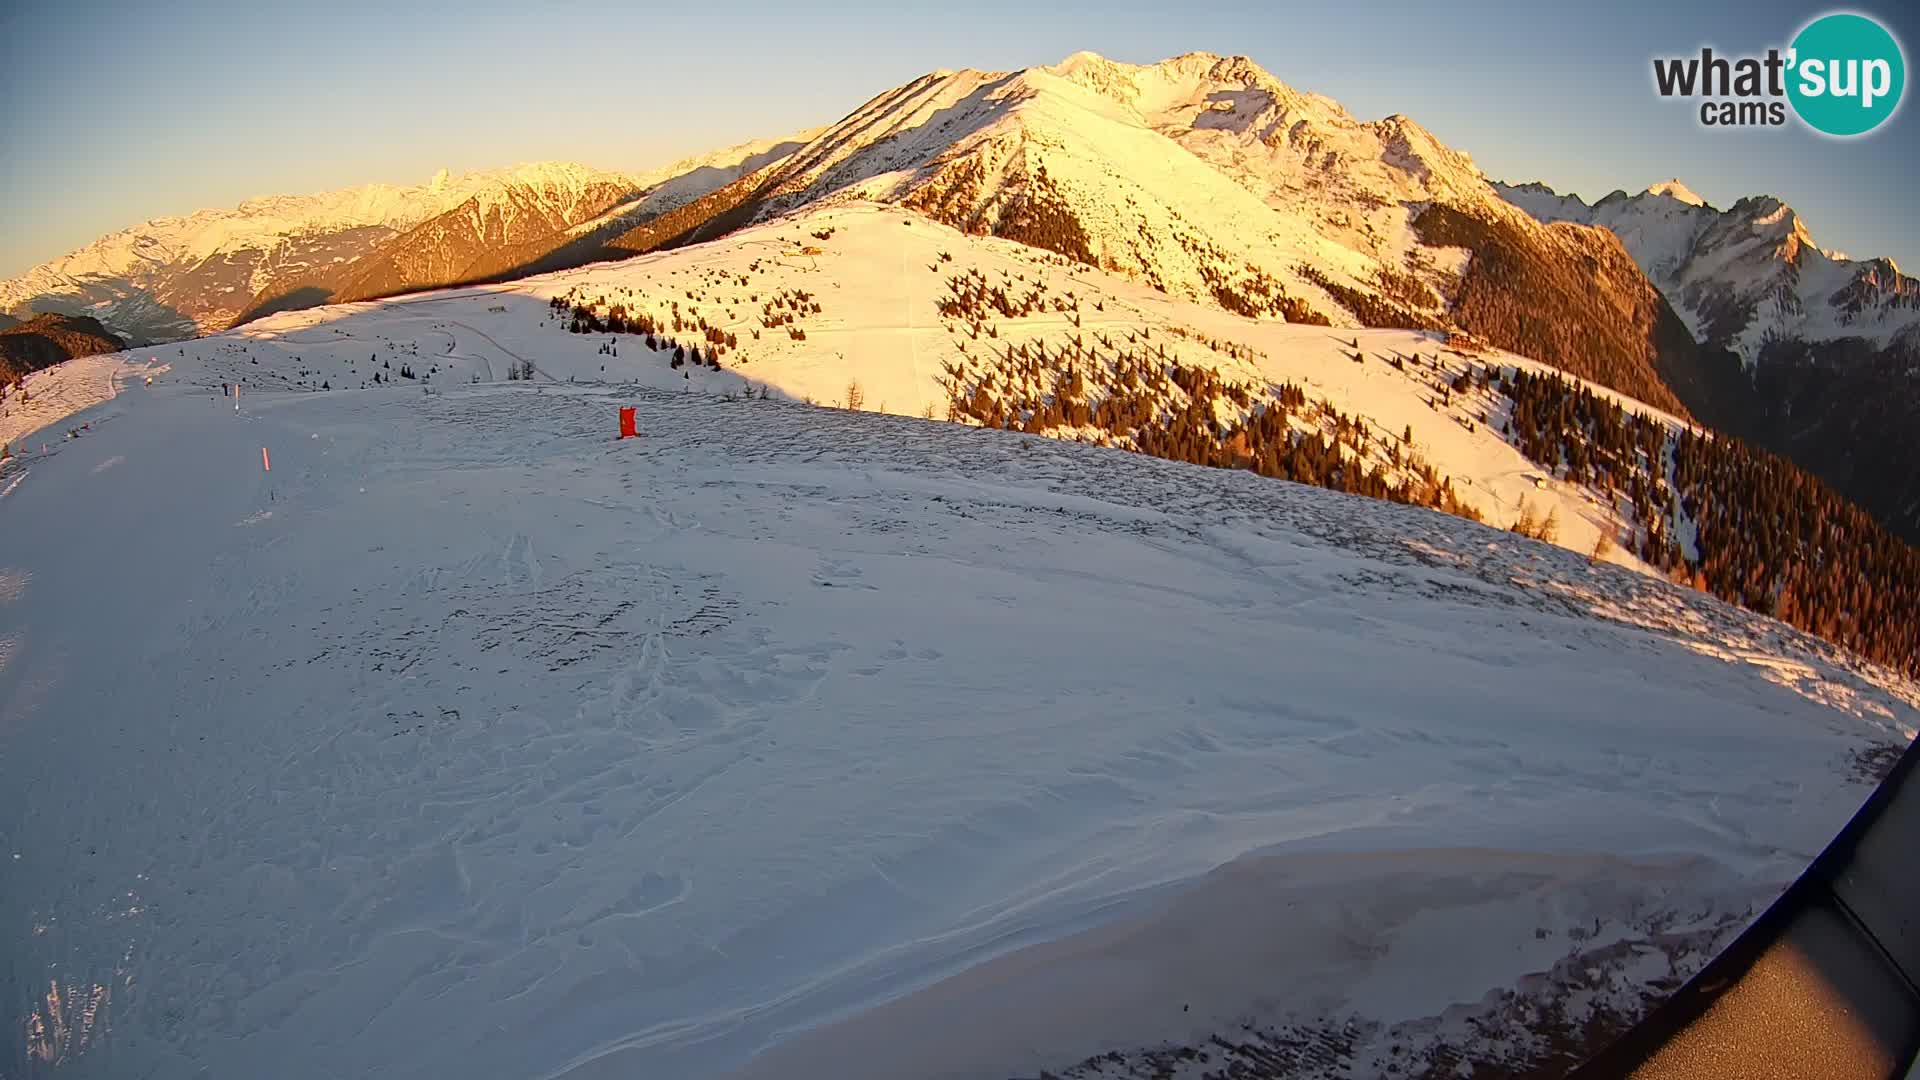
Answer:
top-left (1497, 367), bottom-right (1920, 678)
top-left (1411, 205), bottom-right (1695, 417)
top-left (0, 314), bottom-right (126, 384)
top-left (1738, 337), bottom-right (1920, 546)
top-left (939, 334), bottom-right (1483, 525)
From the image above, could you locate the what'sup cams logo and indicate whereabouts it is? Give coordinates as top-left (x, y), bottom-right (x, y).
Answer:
top-left (1653, 11), bottom-right (1906, 135)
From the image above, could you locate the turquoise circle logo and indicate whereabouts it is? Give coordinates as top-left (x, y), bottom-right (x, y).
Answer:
top-left (1788, 12), bottom-right (1906, 136)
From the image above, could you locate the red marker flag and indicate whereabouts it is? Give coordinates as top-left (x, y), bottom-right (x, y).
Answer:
top-left (618, 407), bottom-right (637, 439)
top-left (262, 447), bottom-right (271, 472)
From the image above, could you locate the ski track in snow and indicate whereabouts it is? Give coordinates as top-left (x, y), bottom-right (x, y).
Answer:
top-left (0, 377), bottom-right (1914, 1080)
top-left (0, 354), bottom-right (140, 456)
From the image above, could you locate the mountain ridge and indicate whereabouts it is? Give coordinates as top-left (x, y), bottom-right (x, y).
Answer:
top-left (0, 161), bottom-right (635, 343)
top-left (1495, 177), bottom-right (1920, 542)
top-left (0, 144), bottom-right (817, 345)
top-left (1494, 178), bottom-right (1920, 359)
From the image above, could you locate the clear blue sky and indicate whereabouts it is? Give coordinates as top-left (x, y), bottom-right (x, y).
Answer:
top-left (3, 0), bottom-right (1915, 277)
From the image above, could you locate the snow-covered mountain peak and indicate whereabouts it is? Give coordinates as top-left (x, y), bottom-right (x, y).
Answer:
top-left (1046, 49), bottom-right (1239, 92)
top-left (1496, 178), bottom-right (1920, 361)
top-left (1043, 49), bottom-right (1350, 131)
top-left (1743, 195), bottom-right (1796, 229)
top-left (1049, 48), bottom-right (1129, 82)
top-left (1365, 113), bottom-right (1487, 194)
top-left (648, 48), bottom-right (1687, 416)
top-left (1015, 52), bottom-right (1491, 220)
top-left (1725, 195), bottom-right (1818, 266)
top-left (471, 159), bottom-right (632, 190)
top-left (1646, 179), bottom-right (1706, 206)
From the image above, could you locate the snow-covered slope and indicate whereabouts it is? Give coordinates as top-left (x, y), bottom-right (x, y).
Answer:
top-left (621, 130), bottom-right (828, 220)
top-left (100, 200), bottom-right (1920, 675)
top-left (1496, 179), bottom-right (1920, 361)
top-left (3, 297), bottom-right (1914, 1079)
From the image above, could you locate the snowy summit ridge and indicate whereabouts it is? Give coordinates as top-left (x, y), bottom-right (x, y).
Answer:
top-left (1645, 178), bottom-right (1707, 206)
top-left (0, 150), bottom-right (803, 346)
top-left (1496, 177), bottom-right (1920, 360)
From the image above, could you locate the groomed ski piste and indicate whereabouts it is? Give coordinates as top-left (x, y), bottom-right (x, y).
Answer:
top-left (4, 204), bottom-right (1918, 1079)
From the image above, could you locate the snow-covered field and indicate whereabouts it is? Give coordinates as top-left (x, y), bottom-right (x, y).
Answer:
top-left (2, 328), bottom-right (1915, 1077)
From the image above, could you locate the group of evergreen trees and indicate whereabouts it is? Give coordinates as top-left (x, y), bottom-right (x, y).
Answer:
top-left (977, 167), bottom-right (1097, 269)
top-left (1172, 233), bottom-right (1327, 324)
top-left (550, 294), bottom-right (726, 372)
top-left (941, 337), bottom-right (1480, 524)
top-left (1672, 429), bottom-right (1919, 672)
top-left (1296, 265), bottom-right (1441, 331)
top-left (1496, 365), bottom-right (1920, 677)
top-left (907, 161), bottom-right (1099, 270)
top-left (938, 267), bottom-right (1061, 324)
top-left (545, 271), bottom-right (831, 375)
top-left (748, 288), bottom-right (819, 342)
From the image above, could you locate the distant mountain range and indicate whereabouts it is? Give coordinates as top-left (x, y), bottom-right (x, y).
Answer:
top-left (1497, 179), bottom-right (1920, 542)
top-left (4, 51), bottom-right (1915, 542)
top-left (1495, 179), bottom-right (1920, 361)
top-left (0, 138), bottom-right (812, 346)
